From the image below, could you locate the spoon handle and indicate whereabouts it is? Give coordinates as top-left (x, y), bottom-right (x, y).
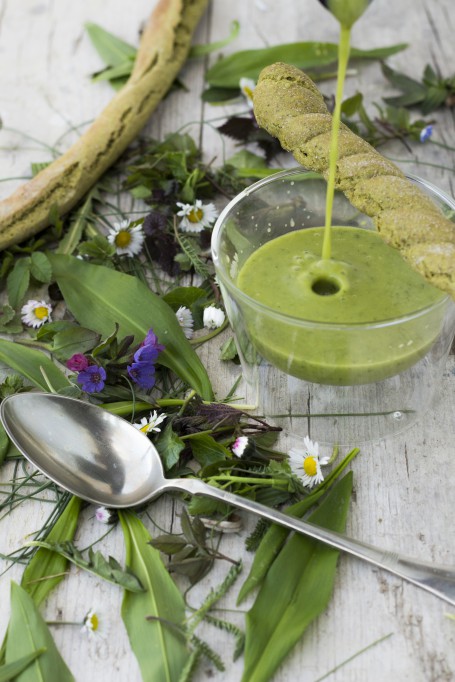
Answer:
top-left (168, 477), bottom-right (455, 607)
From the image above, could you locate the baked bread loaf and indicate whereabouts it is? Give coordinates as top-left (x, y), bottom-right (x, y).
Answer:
top-left (0, 0), bottom-right (209, 250)
top-left (253, 62), bottom-right (455, 300)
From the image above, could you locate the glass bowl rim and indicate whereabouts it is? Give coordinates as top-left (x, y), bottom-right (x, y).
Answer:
top-left (211, 167), bottom-right (453, 331)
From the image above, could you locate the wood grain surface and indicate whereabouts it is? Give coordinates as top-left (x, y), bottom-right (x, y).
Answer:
top-left (0, 1), bottom-right (454, 680)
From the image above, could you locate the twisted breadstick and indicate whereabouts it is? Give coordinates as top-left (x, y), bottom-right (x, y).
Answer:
top-left (253, 62), bottom-right (455, 300)
top-left (0, 0), bottom-right (209, 250)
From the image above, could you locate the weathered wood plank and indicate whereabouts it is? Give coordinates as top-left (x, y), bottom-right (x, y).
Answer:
top-left (0, 1), bottom-right (454, 681)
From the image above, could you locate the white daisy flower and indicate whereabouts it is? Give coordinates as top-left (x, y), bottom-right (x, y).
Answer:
top-left (134, 410), bottom-right (167, 434)
top-left (239, 77), bottom-right (256, 108)
top-left (21, 299), bottom-right (52, 328)
top-left (95, 506), bottom-right (114, 524)
top-left (107, 219), bottom-right (144, 256)
top-left (232, 436), bottom-right (249, 458)
top-left (176, 200), bottom-right (219, 233)
top-left (175, 306), bottom-right (194, 339)
top-left (288, 435), bottom-right (326, 488)
top-left (81, 609), bottom-right (108, 640)
top-left (203, 305), bottom-right (225, 330)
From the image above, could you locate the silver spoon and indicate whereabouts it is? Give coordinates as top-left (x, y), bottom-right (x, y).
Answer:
top-left (1, 392), bottom-right (454, 607)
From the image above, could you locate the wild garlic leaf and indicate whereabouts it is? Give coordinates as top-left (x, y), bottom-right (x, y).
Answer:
top-left (242, 473), bottom-right (353, 682)
top-left (0, 648), bottom-right (46, 682)
top-left (6, 582), bottom-right (74, 681)
top-left (48, 254), bottom-right (214, 400)
top-left (119, 511), bottom-right (189, 682)
top-left (85, 22), bottom-right (137, 68)
top-left (0, 339), bottom-right (72, 393)
top-left (21, 496), bottom-right (82, 606)
top-left (206, 41), bottom-right (407, 88)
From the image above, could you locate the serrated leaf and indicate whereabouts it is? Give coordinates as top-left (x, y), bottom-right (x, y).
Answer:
top-left (5, 582), bottom-right (74, 681)
top-left (30, 252), bottom-right (52, 283)
top-left (155, 422), bottom-right (185, 471)
top-left (188, 433), bottom-right (231, 467)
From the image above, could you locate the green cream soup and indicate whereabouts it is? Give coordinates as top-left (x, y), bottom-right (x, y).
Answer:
top-left (236, 227), bottom-right (446, 385)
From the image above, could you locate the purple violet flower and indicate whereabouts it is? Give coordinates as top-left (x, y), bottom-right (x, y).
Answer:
top-left (66, 353), bottom-right (90, 372)
top-left (143, 329), bottom-right (165, 353)
top-left (77, 365), bottom-right (106, 393)
top-left (133, 344), bottom-right (161, 364)
top-left (127, 361), bottom-right (156, 390)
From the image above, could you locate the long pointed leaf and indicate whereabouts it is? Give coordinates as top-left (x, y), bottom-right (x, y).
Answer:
top-left (242, 473), bottom-right (353, 682)
top-left (206, 42), bottom-right (408, 88)
top-left (119, 512), bottom-right (189, 682)
top-left (0, 339), bottom-right (71, 392)
top-left (21, 496), bottom-right (82, 606)
top-left (5, 582), bottom-right (74, 681)
top-left (48, 254), bottom-right (213, 400)
top-left (0, 649), bottom-right (46, 681)
top-left (85, 22), bottom-right (137, 67)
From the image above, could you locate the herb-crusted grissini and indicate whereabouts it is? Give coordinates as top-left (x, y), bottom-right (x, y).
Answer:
top-left (253, 62), bottom-right (455, 300)
top-left (0, 0), bottom-right (209, 250)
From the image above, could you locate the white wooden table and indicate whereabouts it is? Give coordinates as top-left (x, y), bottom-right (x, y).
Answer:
top-left (0, 1), bottom-right (454, 680)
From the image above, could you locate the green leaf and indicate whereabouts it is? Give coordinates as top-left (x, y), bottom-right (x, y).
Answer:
top-left (91, 60), bottom-right (135, 84)
top-left (155, 422), bottom-right (185, 471)
top-left (0, 339), bottom-right (72, 392)
top-left (48, 254), bottom-right (213, 400)
top-left (26, 541), bottom-right (144, 592)
top-left (5, 582), bottom-right (74, 681)
top-left (6, 258), bottom-right (30, 308)
top-left (85, 22), bottom-right (137, 67)
top-left (0, 422), bottom-right (9, 467)
top-left (119, 512), bottom-right (189, 682)
top-left (162, 286), bottom-right (207, 311)
top-left (227, 150), bottom-right (267, 170)
top-left (189, 20), bottom-right (240, 57)
top-left (0, 648), bottom-right (46, 681)
top-left (201, 86), bottom-right (240, 104)
top-left (30, 252), bottom-right (52, 283)
top-left (242, 473), bottom-right (353, 682)
top-left (21, 496), bottom-right (82, 606)
top-left (206, 41), bottom-right (407, 88)
top-left (188, 433), bottom-right (231, 467)
top-left (0, 305), bottom-right (22, 334)
top-left (51, 326), bottom-right (100, 362)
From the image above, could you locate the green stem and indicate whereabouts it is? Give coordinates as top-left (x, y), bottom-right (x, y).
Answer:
top-left (207, 475), bottom-right (286, 488)
top-left (322, 23), bottom-right (351, 260)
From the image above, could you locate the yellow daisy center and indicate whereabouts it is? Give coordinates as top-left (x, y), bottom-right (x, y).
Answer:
top-left (88, 613), bottom-right (99, 631)
top-left (188, 208), bottom-right (203, 223)
top-left (140, 424), bottom-right (149, 433)
top-left (115, 230), bottom-right (132, 247)
top-left (34, 306), bottom-right (49, 320)
top-left (303, 456), bottom-right (317, 476)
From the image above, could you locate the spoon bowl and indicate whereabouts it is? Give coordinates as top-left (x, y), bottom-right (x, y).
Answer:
top-left (1, 392), bottom-right (168, 507)
top-left (1, 392), bottom-right (454, 607)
